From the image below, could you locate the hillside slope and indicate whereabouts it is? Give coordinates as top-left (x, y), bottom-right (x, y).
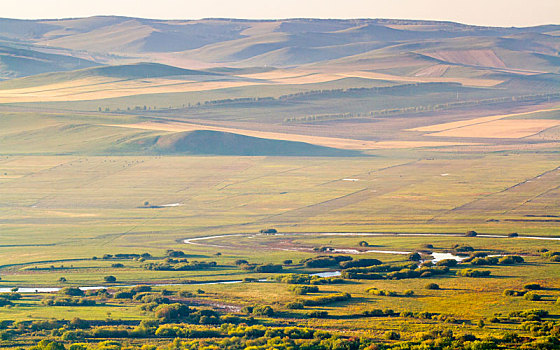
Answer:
top-left (114, 129), bottom-right (361, 156)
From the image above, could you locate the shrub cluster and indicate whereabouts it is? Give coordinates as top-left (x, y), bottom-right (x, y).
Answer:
top-left (542, 251), bottom-right (560, 262)
top-left (301, 293), bottom-right (351, 306)
top-left (301, 255), bottom-right (352, 268)
top-left (143, 260), bottom-right (217, 271)
top-left (456, 268), bottom-right (491, 277)
top-left (272, 273), bottom-right (344, 285)
top-left (339, 258), bottom-right (382, 269)
top-left (342, 262), bottom-right (449, 280)
top-left (42, 297), bottom-right (96, 306)
top-left (290, 285), bottom-right (319, 295)
top-left (102, 253), bottom-right (151, 260)
top-left (367, 288), bottom-right (414, 297)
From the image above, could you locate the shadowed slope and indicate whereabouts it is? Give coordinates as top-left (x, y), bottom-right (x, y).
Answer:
top-left (115, 129), bottom-right (362, 156)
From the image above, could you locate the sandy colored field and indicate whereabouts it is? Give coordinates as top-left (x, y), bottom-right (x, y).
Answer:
top-left (337, 70), bottom-right (503, 87)
top-left (426, 119), bottom-right (560, 138)
top-left (0, 64), bottom-right (508, 104)
top-left (0, 78), bottom-right (260, 103)
top-left (239, 69), bottom-right (343, 84)
top-left (410, 107), bottom-right (560, 132)
top-left (244, 67), bottom-right (504, 86)
top-left (107, 121), bottom-right (477, 150)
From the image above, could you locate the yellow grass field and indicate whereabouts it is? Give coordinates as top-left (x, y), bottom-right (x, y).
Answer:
top-left (0, 64), bottom-right (508, 104)
top-left (426, 119), bottom-right (560, 138)
top-left (336, 70), bottom-right (504, 87)
top-left (0, 78), bottom-right (260, 103)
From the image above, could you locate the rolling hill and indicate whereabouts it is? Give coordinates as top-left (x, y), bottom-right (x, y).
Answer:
top-left (0, 17), bottom-right (558, 78)
top-left (0, 16), bottom-right (559, 156)
top-left (113, 129), bottom-right (361, 156)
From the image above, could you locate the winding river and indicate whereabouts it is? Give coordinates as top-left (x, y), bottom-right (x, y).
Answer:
top-left (2, 232), bottom-right (555, 293)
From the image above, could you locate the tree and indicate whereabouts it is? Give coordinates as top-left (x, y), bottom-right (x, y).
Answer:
top-left (384, 331), bottom-right (400, 340)
top-left (155, 303), bottom-right (191, 322)
top-left (407, 252), bottom-right (422, 261)
top-left (425, 283), bottom-right (440, 290)
top-left (465, 230), bottom-right (478, 237)
top-left (59, 287), bottom-right (84, 296)
top-left (58, 277), bottom-right (67, 283)
top-left (104, 275), bottom-right (116, 283)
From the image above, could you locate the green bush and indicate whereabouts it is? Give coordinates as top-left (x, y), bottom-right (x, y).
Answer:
top-left (68, 318), bottom-right (90, 329)
top-left (286, 301), bottom-right (304, 309)
top-left (59, 287), bottom-right (84, 297)
top-left (362, 309), bottom-right (387, 317)
top-left (367, 288), bottom-right (397, 296)
top-left (104, 276), bottom-right (116, 283)
top-left (254, 264), bottom-right (283, 273)
top-left (302, 293), bottom-right (351, 306)
top-left (456, 268), bottom-right (491, 277)
top-left (499, 255), bottom-right (524, 264)
top-left (384, 331), bottom-right (401, 340)
top-left (252, 305), bottom-right (274, 316)
top-left (69, 344), bottom-right (88, 350)
top-left (436, 259), bottom-right (458, 267)
top-left (425, 283), bottom-right (440, 290)
top-left (503, 289), bottom-right (526, 296)
top-left (524, 292), bottom-right (542, 301)
top-left (339, 258), bottom-right (382, 269)
top-left (155, 303), bottom-right (192, 322)
top-left (114, 291), bottom-right (134, 299)
top-left (302, 255), bottom-right (352, 268)
top-left (290, 285), bottom-right (319, 295)
top-left (61, 330), bottom-right (86, 341)
top-left (308, 311), bottom-right (328, 318)
top-left (131, 285), bottom-right (152, 293)
top-left (407, 252), bottom-right (422, 261)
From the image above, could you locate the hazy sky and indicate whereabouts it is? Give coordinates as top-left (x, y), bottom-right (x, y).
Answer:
top-left (1, 0), bottom-right (559, 27)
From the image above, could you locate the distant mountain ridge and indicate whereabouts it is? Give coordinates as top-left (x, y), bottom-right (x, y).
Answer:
top-left (0, 16), bottom-right (559, 79)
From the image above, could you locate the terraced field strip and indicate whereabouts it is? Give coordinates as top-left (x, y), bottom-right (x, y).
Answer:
top-left (410, 107), bottom-right (560, 132)
top-left (428, 119), bottom-right (560, 138)
top-left (0, 78), bottom-right (260, 103)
